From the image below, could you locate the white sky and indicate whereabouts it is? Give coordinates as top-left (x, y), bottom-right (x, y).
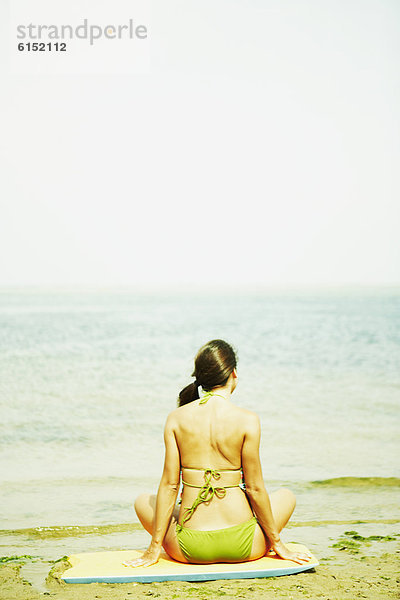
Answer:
top-left (1, 0), bottom-right (399, 286)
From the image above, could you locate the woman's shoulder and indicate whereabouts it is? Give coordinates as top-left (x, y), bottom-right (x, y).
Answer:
top-left (165, 403), bottom-right (193, 425)
top-left (232, 405), bottom-right (260, 427)
top-left (165, 401), bottom-right (260, 431)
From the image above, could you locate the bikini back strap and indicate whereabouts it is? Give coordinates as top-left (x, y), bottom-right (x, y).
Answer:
top-left (182, 481), bottom-right (239, 489)
top-left (181, 466), bottom-right (242, 472)
top-left (177, 468), bottom-right (240, 532)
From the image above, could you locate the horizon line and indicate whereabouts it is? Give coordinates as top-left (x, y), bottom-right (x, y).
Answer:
top-left (0, 282), bottom-right (399, 292)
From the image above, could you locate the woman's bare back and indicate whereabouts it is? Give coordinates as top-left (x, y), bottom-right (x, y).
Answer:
top-left (172, 396), bottom-right (255, 530)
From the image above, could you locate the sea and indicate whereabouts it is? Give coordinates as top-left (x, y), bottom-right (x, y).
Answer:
top-left (0, 287), bottom-right (399, 586)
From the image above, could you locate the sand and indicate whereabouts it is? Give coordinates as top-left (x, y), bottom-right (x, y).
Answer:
top-left (1, 538), bottom-right (399, 600)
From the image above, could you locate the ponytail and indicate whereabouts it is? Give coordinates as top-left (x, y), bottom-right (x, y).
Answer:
top-left (178, 381), bottom-right (200, 407)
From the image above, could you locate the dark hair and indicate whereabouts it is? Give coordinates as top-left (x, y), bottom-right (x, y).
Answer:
top-left (178, 339), bottom-right (238, 407)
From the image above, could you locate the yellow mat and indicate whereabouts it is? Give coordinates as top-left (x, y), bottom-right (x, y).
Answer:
top-left (62, 543), bottom-right (318, 583)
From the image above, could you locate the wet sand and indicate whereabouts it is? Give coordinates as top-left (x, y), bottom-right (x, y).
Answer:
top-left (1, 526), bottom-right (399, 600)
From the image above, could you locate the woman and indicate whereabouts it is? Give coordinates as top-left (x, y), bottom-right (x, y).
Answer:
top-left (124, 339), bottom-right (311, 567)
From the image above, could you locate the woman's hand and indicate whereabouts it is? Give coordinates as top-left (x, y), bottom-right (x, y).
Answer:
top-left (123, 544), bottom-right (161, 568)
top-left (271, 540), bottom-right (312, 565)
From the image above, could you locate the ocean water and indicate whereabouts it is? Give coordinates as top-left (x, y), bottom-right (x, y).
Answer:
top-left (1, 287), bottom-right (399, 536)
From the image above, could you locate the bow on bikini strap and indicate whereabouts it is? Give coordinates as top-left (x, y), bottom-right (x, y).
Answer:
top-left (177, 469), bottom-right (227, 531)
top-left (202, 468), bottom-right (226, 494)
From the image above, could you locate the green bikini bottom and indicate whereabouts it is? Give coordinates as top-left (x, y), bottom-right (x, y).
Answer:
top-left (176, 516), bottom-right (258, 563)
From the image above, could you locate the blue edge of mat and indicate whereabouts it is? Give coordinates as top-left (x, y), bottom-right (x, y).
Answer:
top-left (63, 561), bottom-right (319, 584)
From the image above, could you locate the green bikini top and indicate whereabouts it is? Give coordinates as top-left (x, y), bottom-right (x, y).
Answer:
top-left (177, 389), bottom-right (242, 532)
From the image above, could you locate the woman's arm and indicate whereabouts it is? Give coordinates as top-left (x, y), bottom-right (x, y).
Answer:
top-left (241, 413), bottom-right (310, 564)
top-left (126, 413), bottom-right (180, 567)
